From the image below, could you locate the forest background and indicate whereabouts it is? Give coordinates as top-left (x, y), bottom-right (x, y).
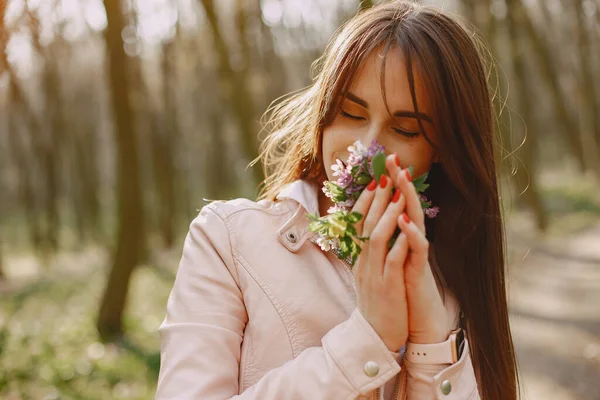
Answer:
top-left (1, 0), bottom-right (599, 398)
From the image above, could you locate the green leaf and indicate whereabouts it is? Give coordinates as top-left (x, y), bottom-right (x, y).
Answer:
top-left (420, 199), bottom-right (432, 209)
top-left (413, 172), bottom-right (429, 193)
top-left (347, 211), bottom-right (363, 223)
top-left (356, 174), bottom-right (372, 185)
top-left (371, 151), bottom-right (387, 182)
top-left (324, 181), bottom-right (347, 202)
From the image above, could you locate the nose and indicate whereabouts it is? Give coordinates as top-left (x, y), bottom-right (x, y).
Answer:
top-left (363, 122), bottom-right (386, 150)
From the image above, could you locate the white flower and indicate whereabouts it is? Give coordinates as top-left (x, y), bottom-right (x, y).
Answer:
top-left (331, 159), bottom-right (346, 177)
top-left (316, 236), bottom-right (333, 252)
top-left (322, 184), bottom-right (335, 200)
top-left (348, 141), bottom-right (368, 158)
top-left (316, 236), bottom-right (340, 252)
top-left (328, 205), bottom-right (343, 214)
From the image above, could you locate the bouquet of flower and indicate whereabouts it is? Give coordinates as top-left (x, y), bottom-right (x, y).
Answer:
top-left (308, 140), bottom-right (439, 266)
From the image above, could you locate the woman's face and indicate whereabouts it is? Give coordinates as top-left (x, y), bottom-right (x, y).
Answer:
top-left (322, 47), bottom-right (437, 182)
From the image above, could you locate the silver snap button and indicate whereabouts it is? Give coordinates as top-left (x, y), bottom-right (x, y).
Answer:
top-left (286, 232), bottom-right (298, 244)
top-left (363, 361), bottom-right (379, 377)
top-left (441, 379), bottom-right (452, 395)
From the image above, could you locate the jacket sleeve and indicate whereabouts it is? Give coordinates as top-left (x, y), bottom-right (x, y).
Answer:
top-left (404, 340), bottom-right (479, 399)
top-left (404, 293), bottom-right (480, 399)
top-left (156, 204), bottom-right (401, 400)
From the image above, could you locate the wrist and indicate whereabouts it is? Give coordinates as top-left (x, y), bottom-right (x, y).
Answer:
top-left (409, 325), bottom-right (451, 344)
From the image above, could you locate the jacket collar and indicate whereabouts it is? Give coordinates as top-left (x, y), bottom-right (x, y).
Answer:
top-left (276, 180), bottom-right (321, 217)
top-left (275, 180), bottom-right (321, 253)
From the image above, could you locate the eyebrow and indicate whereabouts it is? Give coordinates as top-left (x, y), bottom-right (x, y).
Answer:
top-left (344, 91), bottom-right (433, 123)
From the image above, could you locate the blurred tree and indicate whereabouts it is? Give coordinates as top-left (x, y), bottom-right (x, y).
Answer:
top-left (69, 87), bottom-right (103, 244)
top-left (1, 5), bottom-right (45, 257)
top-left (26, 1), bottom-right (63, 253)
top-left (254, 0), bottom-right (287, 109)
top-left (575, 0), bottom-right (600, 179)
top-left (151, 35), bottom-right (179, 249)
top-left (515, 0), bottom-right (587, 172)
top-left (506, 0), bottom-right (547, 230)
top-left (97, 0), bottom-right (145, 341)
top-left (198, 0), bottom-right (263, 191)
top-left (0, 0), bottom-right (8, 280)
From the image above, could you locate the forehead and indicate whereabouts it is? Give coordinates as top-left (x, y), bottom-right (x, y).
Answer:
top-left (347, 46), bottom-right (429, 114)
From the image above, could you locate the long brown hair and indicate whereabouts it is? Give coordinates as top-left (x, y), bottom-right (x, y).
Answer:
top-left (254, 1), bottom-right (519, 398)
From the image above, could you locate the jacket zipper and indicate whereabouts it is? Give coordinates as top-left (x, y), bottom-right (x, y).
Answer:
top-left (373, 349), bottom-right (406, 400)
top-left (393, 349), bottom-right (407, 400)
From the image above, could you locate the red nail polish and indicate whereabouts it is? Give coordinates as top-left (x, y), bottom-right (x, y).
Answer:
top-left (392, 190), bottom-right (401, 203)
top-left (395, 154), bottom-right (401, 166)
top-left (401, 213), bottom-right (410, 224)
top-left (380, 174), bottom-right (388, 188)
top-left (405, 169), bottom-right (412, 182)
top-left (367, 179), bottom-right (377, 191)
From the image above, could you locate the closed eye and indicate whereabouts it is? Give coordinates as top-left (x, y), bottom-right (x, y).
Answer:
top-left (342, 110), bottom-right (420, 138)
top-left (393, 127), bottom-right (420, 138)
top-left (341, 110), bottom-right (365, 121)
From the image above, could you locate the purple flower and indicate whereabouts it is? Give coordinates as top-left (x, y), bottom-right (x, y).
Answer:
top-left (336, 169), bottom-right (353, 188)
top-left (367, 140), bottom-right (385, 158)
top-left (347, 152), bottom-right (363, 167)
top-left (424, 206), bottom-right (440, 218)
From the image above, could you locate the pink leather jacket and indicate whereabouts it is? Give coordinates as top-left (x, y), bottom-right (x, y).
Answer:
top-left (157, 180), bottom-right (480, 399)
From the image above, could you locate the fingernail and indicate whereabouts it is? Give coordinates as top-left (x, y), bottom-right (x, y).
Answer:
top-left (392, 189), bottom-right (401, 203)
top-left (401, 212), bottom-right (410, 224)
top-left (405, 169), bottom-right (412, 182)
top-left (380, 174), bottom-right (388, 188)
top-left (395, 154), bottom-right (401, 166)
top-left (367, 179), bottom-right (377, 191)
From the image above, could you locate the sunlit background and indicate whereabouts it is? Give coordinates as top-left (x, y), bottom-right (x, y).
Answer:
top-left (0, 0), bottom-right (599, 399)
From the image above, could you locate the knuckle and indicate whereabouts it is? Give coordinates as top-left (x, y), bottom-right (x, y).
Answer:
top-left (385, 254), bottom-right (400, 266)
top-left (363, 220), bottom-right (374, 235)
top-left (369, 231), bottom-right (383, 246)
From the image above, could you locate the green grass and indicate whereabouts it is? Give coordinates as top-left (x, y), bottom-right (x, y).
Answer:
top-left (0, 263), bottom-right (173, 400)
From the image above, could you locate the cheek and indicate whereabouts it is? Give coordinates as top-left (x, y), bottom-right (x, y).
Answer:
top-left (394, 141), bottom-right (436, 177)
top-left (322, 127), bottom-right (359, 160)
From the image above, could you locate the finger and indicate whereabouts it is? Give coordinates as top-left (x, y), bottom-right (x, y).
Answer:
top-left (397, 212), bottom-right (429, 272)
top-left (362, 173), bottom-right (393, 237)
top-left (368, 185), bottom-right (406, 273)
top-left (391, 166), bottom-right (426, 234)
top-left (386, 154), bottom-right (403, 188)
top-left (384, 231), bottom-right (409, 282)
top-left (350, 179), bottom-right (377, 237)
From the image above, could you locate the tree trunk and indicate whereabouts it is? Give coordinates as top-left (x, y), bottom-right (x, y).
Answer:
top-left (198, 0), bottom-right (263, 192)
top-left (506, 0), bottom-right (548, 231)
top-left (97, 0), bottom-right (144, 341)
top-left (1, 19), bottom-right (45, 255)
top-left (575, 0), bottom-right (600, 179)
top-left (515, 0), bottom-right (586, 172)
top-left (255, 0), bottom-right (287, 110)
top-left (154, 39), bottom-right (179, 248)
top-left (26, 2), bottom-right (61, 255)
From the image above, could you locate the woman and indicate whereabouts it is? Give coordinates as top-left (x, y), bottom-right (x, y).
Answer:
top-left (156, 1), bottom-right (519, 399)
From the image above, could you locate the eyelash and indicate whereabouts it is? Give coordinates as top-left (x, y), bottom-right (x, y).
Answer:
top-left (340, 111), bottom-right (420, 138)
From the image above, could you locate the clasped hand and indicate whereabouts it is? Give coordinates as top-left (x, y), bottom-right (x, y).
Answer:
top-left (351, 154), bottom-right (450, 352)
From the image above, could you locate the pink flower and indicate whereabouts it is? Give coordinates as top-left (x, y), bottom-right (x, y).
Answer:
top-left (424, 206), bottom-right (440, 218)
